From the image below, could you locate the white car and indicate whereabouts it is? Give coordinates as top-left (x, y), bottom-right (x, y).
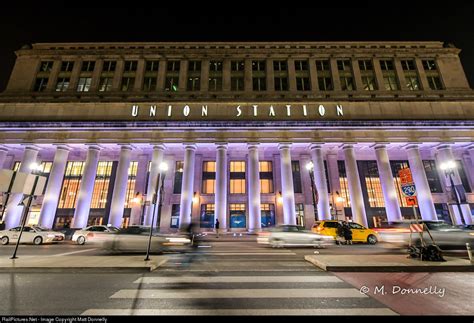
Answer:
top-left (0, 226), bottom-right (65, 245)
top-left (257, 225), bottom-right (335, 248)
top-left (72, 225), bottom-right (120, 245)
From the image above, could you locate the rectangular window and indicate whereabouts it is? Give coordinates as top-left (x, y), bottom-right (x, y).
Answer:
top-left (423, 160), bottom-right (443, 193)
top-left (340, 76), bottom-right (354, 91)
top-left (261, 203), bottom-right (275, 227)
top-left (188, 61), bottom-right (201, 72)
top-left (145, 60), bottom-right (159, 72)
top-left (143, 77), bottom-right (157, 91)
top-left (124, 61), bottom-right (138, 72)
top-left (273, 61), bottom-right (287, 72)
top-left (379, 60), bottom-right (394, 71)
top-left (252, 60), bottom-right (266, 71)
top-left (102, 61), bottom-right (116, 72)
top-left (252, 77), bottom-right (266, 91)
top-left (55, 78), bottom-right (70, 92)
top-left (359, 161), bottom-right (385, 207)
top-left (318, 77), bottom-right (333, 91)
top-left (90, 161), bottom-right (113, 209)
top-left (60, 61), bottom-right (74, 72)
top-left (202, 161), bottom-right (216, 194)
top-left (295, 204), bottom-right (304, 227)
top-left (99, 77), bottom-right (113, 92)
top-left (231, 61), bottom-right (244, 71)
top-left (76, 77), bottom-right (92, 92)
top-left (124, 162), bottom-right (139, 208)
top-left (406, 76), bottom-right (420, 90)
top-left (401, 60), bottom-right (416, 71)
top-left (274, 77), bottom-right (288, 91)
top-left (121, 77), bottom-right (135, 91)
top-left (81, 61), bottom-right (95, 72)
top-left (316, 60), bottom-right (330, 71)
top-left (361, 76), bottom-right (377, 91)
top-left (173, 161), bottom-right (184, 194)
top-left (259, 161), bottom-right (274, 194)
top-left (39, 61), bottom-right (53, 72)
top-left (296, 77), bottom-right (311, 91)
top-left (165, 77), bottom-right (178, 92)
top-left (292, 161), bottom-right (302, 194)
top-left (33, 77), bottom-right (48, 92)
top-left (456, 160), bottom-right (472, 193)
top-left (167, 61), bottom-right (180, 72)
top-left (427, 76), bottom-right (443, 90)
top-left (209, 61), bottom-right (223, 72)
top-left (171, 204), bottom-right (180, 228)
top-left (383, 75), bottom-right (399, 90)
top-left (422, 60), bottom-right (437, 71)
top-left (208, 77), bottom-right (222, 91)
top-left (295, 60), bottom-right (308, 71)
top-left (200, 204), bottom-right (215, 228)
top-left (187, 77), bottom-right (201, 91)
top-left (358, 60), bottom-right (373, 71)
top-left (230, 203), bottom-right (246, 228)
top-left (230, 161), bottom-right (246, 194)
top-left (337, 60), bottom-right (352, 71)
top-left (337, 161), bottom-right (351, 208)
top-left (231, 77), bottom-right (244, 91)
top-left (59, 161), bottom-right (85, 209)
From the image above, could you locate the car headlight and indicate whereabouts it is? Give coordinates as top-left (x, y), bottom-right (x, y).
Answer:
top-left (47, 234), bottom-right (55, 238)
top-left (469, 233), bottom-right (474, 236)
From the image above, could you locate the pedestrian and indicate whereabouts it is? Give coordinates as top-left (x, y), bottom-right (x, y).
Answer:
top-left (215, 218), bottom-right (220, 238)
top-left (336, 221), bottom-right (345, 245)
top-left (342, 222), bottom-right (353, 245)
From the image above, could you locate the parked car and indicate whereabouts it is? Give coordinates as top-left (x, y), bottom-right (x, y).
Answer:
top-left (374, 220), bottom-right (474, 248)
top-left (257, 225), bottom-right (334, 248)
top-left (0, 226), bottom-right (65, 245)
top-left (311, 220), bottom-right (379, 244)
top-left (72, 225), bottom-right (120, 245)
top-left (100, 226), bottom-right (191, 253)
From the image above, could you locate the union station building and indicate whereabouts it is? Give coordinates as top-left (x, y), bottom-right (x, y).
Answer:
top-left (0, 41), bottom-right (473, 232)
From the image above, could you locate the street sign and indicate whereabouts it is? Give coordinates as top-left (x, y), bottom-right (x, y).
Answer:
top-left (401, 184), bottom-right (417, 197)
top-left (399, 168), bottom-right (413, 185)
top-left (410, 223), bottom-right (423, 232)
top-left (405, 196), bottom-right (418, 206)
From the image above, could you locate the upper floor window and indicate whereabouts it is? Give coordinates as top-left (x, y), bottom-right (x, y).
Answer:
top-left (252, 60), bottom-right (266, 72)
top-left (274, 77), bottom-right (288, 91)
top-left (422, 60), bottom-right (437, 71)
top-left (188, 61), bottom-right (201, 72)
top-left (120, 77), bottom-right (135, 91)
top-left (231, 77), bottom-right (244, 91)
top-left (167, 61), bottom-right (180, 72)
top-left (209, 61), bottom-right (223, 72)
top-left (318, 77), bottom-right (333, 91)
top-left (259, 161), bottom-right (274, 194)
top-left (358, 60), bottom-right (373, 71)
top-left (39, 61), bottom-right (53, 72)
top-left (273, 61), bottom-right (287, 72)
top-left (60, 61), bottom-right (74, 72)
top-left (253, 77), bottom-right (266, 91)
top-left (340, 76), bottom-right (354, 91)
top-left (33, 77), bottom-right (48, 92)
top-left (231, 61), bottom-right (244, 72)
top-left (173, 161), bottom-right (184, 194)
top-left (230, 161), bottom-right (246, 194)
top-left (99, 77), bottom-right (113, 92)
top-left (427, 76), bottom-right (443, 90)
top-left (296, 77), bottom-right (311, 91)
top-left (379, 60), bottom-right (394, 71)
top-left (292, 161), bottom-right (302, 194)
top-left (143, 77), bottom-right (157, 91)
top-left (81, 61), bottom-right (96, 72)
top-left (337, 60), bottom-right (352, 71)
top-left (202, 161), bottom-right (216, 194)
top-left (146, 60), bottom-right (159, 72)
top-left (77, 77), bottom-right (92, 92)
top-left (361, 76), bottom-right (377, 91)
top-left (406, 76), bottom-right (420, 90)
top-left (316, 60), bottom-right (330, 71)
top-left (55, 78), bottom-right (70, 92)
top-left (102, 61), bottom-right (116, 72)
top-left (124, 61), bottom-right (137, 72)
top-left (401, 60), bottom-right (416, 71)
top-left (295, 60), bottom-right (308, 71)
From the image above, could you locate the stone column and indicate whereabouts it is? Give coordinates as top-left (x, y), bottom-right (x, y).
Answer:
top-left (310, 144), bottom-right (331, 220)
top-left (222, 59), bottom-right (231, 91)
top-left (178, 144), bottom-right (196, 230)
top-left (157, 60), bottom-right (167, 90)
top-left (39, 146), bottom-right (70, 228)
top-left (374, 145), bottom-right (402, 222)
top-left (4, 146), bottom-right (40, 229)
top-left (108, 145), bottom-right (133, 228)
top-left (45, 61), bottom-right (61, 91)
top-left (394, 58), bottom-right (408, 90)
top-left (308, 59), bottom-right (319, 91)
top-left (468, 146), bottom-right (474, 187)
top-left (248, 143), bottom-right (261, 232)
top-left (72, 145), bottom-right (101, 229)
top-left (215, 143), bottom-right (228, 231)
top-left (329, 58), bottom-right (341, 91)
top-left (266, 59), bottom-right (275, 92)
top-left (200, 59), bottom-right (210, 92)
top-left (0, 147), bottom-right (8, 169)
top-left (67, 58), bottom-right (82, 92)
top-left (111, 59), bottom-right (124, 91)
top-left (343, 145), bottom-right (368, 227)
top-left (437, 145), bottom-right (472, 224)
top-left (415, 58), bottom-right (430, 91)
top-left (89, 59), bottom-right (103, 91)
top-left (134, 58), bottom-right (146, 91)
top-left (178, 60), bottom-right (188, 91)
top-left (373, 58), bottom-right (385, 91)
top-left (351, 58), bottom-right (364, 91)
top-left (244, 59), bottom-right (253, 92)
top-left (143, 144), bottom-right (165, 226)
top-left (278, 143), bottom-right (296, 225)
top-left (287, 58), bottom-right (297, 92)
top-left (405, 145), bottom-right (437, 221)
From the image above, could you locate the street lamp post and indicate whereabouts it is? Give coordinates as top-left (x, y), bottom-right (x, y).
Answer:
top-left (144, 162), bottom-right (168, 261)
top-left (306, 162), bottom-right (318, 221)
top-left (440, 160), bottom-right (465, 225)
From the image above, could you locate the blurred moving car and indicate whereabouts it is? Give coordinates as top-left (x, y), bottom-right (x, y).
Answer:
top-left (257, 225), bottom-right (334, 248)
top-left (374, 220), bottom-right (474, 248)
top-left (0, 226), bottom-right (65, 245)
top-left (311, 220), bottom-right (379, 244)
top-left (101, 226), bottom-right (191, 253)
top-left (72, 225), bottom-right (120, 245)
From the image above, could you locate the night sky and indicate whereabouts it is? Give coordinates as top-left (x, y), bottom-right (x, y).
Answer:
top-left (1, 5), bottom-right (473, 91)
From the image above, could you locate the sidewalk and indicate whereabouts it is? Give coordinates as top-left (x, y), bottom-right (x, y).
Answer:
top-left (305, 254), bottom-right (474, 272)
top-left (0, 255), bottom-right (167, 273)
top-left (196, 232), bottom-right (257, 242)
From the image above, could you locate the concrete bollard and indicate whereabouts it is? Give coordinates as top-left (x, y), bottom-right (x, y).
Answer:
top-left (467, 243), bottom-right (473, 263)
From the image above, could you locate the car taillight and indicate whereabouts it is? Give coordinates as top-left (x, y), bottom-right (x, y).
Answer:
top-left (258, 232), bottom-right (270, 236)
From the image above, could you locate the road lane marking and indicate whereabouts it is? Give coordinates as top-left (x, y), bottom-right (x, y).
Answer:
top-left (110, 288), bottom-right (366, 299)
top-left (134, 276), bottom-right (343, 284)
top-left (50, 248), bottom-right (98, 257)
top-left (188, 252), bottom-right (296, 255)
top-left (82, 308), bottom-right (397, 315)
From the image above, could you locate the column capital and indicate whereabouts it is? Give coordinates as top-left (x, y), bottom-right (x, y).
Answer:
top-left (467, 145), bottom-right (474, 151)
top-left (85, 144), bottom-right (101, 152)
top-left (0, 146), bottom-right (9, 153)
top-left (310, 143), bottom-right (324, 150)
top-left (183, 143), bottom-right (197, 151)
top-left (278, 143), bottom-right (292, 150)
top-left (247, 142), bottom-right (260, 150)
top-left (342, 144), bottom-right (354, 150)
top-left (373, 144), bottom-right (388, 150)
top-left (405, 144), bottom-right (420, 151)
top-left (436, 144), bottom-right (453, 152)
top-left (22, 145), bottom-right (41, 152)
top-left (54, 145), bottom-right (72, 152)
top-left (215, 142), bottom-right (228, 150)
top-left (151, 143), bottom-right (166, 151)
top-left (118, 144), bottom-right (133, 151)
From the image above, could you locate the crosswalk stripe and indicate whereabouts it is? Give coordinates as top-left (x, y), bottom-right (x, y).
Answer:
top-left (110, 288), bottom-right (366, 299)
top-left (82, 308), bottom-right (397, 315)
top-left (187, 252), bottom-right (296, 255)
top-left (134, 276), bottom-right (343, 284)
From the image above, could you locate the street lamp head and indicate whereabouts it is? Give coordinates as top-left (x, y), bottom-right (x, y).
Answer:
top-left (159, 162), bottom-right (169, 172)
top-left (305, 161), bottom-right (314, 171)
top-left (336, 196), bottom-right (345, 203)
top-left (440, 160), bottom-right (456, 171)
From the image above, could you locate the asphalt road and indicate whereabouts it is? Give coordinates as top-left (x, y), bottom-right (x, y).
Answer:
top-left (0, 241), bottom-right (471, 315)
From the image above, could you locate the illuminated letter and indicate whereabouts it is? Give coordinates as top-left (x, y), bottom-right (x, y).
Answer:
top-left (337, 104), bottom-right (344, 116)
top-left (318, 104), bottom-right (326, 116)
top-left (286, 105), bottom-right (291, 116)
top-left (302, 105), bottom-right (307, 117)
top-left (236, 105), bottom-right (242, 117)
top-left (131, 105), bottom-right (139, 117)
top-left (167, 105), bottom-right (172, 117)
top-left (202, 105), bottom-right (208, 117)
top-left (149, 105), bottom-right (156, 117)
top-left (253, 105), bottom-right (258, 117)
top-left (183, 105), bottom-right (190, 117)
top-left (269, 105), bottom-right (276, 117)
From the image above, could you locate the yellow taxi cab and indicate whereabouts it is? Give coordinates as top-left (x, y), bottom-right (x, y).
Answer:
top-left (311, 220), bottom-right (379, 244)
